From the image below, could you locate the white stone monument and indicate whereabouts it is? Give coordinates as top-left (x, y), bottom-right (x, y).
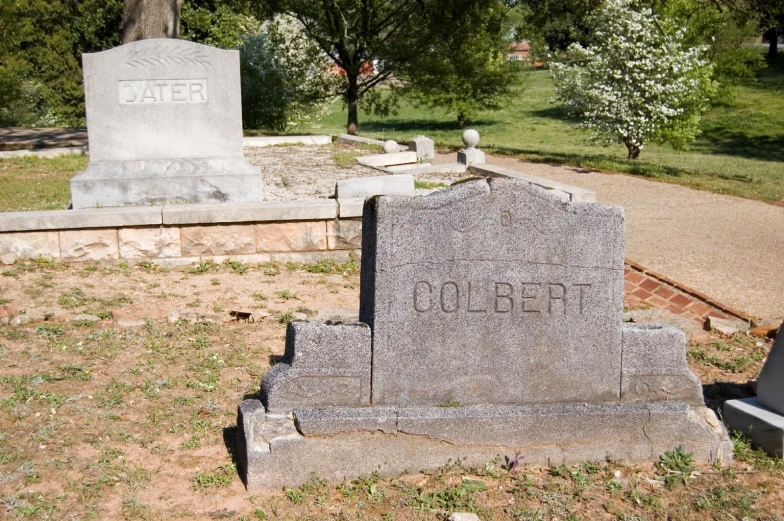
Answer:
top-left (70, 39), bottom-right (262, 209)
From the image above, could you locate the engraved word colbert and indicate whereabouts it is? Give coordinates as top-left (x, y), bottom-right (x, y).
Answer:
top-left (119, 79), bottom-right (208, 104)
top-left (413, 280), bottom-right (592, 315)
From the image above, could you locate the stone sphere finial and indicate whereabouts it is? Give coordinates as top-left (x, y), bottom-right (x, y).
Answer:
top-left (462, 129), bottom-right (480, 149)
top-left (383, 140), bottom-right (398, 154)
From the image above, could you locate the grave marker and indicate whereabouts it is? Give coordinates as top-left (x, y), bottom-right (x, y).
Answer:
top-left (71, 39), bottom-right (262, 209)
top-left (238, 178), bottom-right (732, 490)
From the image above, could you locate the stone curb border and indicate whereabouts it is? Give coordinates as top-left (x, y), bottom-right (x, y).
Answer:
top-left (626, 259), bottom-right (754, 323)
top-left (0, 200), bottom-right (351, 232)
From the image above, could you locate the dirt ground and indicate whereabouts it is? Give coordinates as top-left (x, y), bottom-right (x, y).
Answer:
top-left (0, 259), bottom-right (782, 520)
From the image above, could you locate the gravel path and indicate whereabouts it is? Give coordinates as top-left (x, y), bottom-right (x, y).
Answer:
top-left (433, 152), bottom-right (784, 321)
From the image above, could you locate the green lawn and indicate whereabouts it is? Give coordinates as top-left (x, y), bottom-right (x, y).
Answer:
top-left (301, 56), bottom-right (784, 204)
top-left (0, 57), bottom-right (781, 212)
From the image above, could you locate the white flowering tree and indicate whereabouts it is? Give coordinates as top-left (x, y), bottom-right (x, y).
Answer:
top-left (550, 0), bottom-right (717, 159)
top-left (240, 15), bottom-right (339, 131)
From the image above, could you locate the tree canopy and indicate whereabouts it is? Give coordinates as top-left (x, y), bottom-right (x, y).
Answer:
top-left (253, 0), bottom-right (516, 134)
top-left (551, 0), bottom-right (717, 159)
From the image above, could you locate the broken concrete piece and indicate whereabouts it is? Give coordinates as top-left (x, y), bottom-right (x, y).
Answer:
top-left (706, 316), bottom-right (748, 336)
top-left (356, 152), bottom-right (418, 168)
top-left (335, 174), bottom-right (415, 200)
top-left (448, 514), bottom-right (480, 521)
top-left (407, 135), bottom-right (435, 161)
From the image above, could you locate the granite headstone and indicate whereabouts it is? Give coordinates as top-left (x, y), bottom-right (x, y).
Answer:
top-left (361, 178), bottom-right (624, 405)
top-left (239, 178), bottom-right (731, 490)
top-left (70, 39), bottom-right (262, 209)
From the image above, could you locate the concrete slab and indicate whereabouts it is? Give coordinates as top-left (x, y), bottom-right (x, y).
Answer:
top-left (336, 134), bottom-right (408, 151)
top-left (356, 152), bottom-right (418, 168)
top-left (0, 206), bottom-right (162, 232)
top-left (162, 200), bottom-right (337, 225)
top-left (336, 174), bottom-right (414, 199)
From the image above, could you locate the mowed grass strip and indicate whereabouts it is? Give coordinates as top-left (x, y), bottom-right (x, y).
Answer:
top-left (306, 55), bottom-right (784, 204)
top-left (0, 154), bottom-right (86, 212)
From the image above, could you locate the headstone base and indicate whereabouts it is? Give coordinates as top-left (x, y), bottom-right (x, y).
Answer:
top-left (457, 148), bottom-right (486, 165)
top-left (70, 159), bottom-right (263, 209)
top-left (724, 397), bottom-right (784, 458)
top-left (237, 399), bottom-right (732, 491)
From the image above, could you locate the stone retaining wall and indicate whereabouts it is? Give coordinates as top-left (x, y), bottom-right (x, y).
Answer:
top-left (0, 200), bottom-right (363, 266)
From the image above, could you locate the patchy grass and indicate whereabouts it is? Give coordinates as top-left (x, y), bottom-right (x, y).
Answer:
top-left (0, 154), bottom-right (86, 212)
top-left (415, 180), bottom-right (448, 190)
top-left (331, 149), bottom-right (365, 167)
top-left (0, 258), bottom-right (781, 519)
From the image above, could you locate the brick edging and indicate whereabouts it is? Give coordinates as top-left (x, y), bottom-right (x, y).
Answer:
top-left (625, 259), bottom-right (754, 323)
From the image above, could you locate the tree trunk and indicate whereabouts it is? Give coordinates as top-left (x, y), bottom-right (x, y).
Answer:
top-left (346, 73), bottom-right (360, 136)
top-left (457, 114), bottom-right (466, 129)
top-left (765, 26), bottom-right (778, 61)
top-left (122, 0), bottom-right (182, 44)
top-left (625, 139), bottom-right (641, 160)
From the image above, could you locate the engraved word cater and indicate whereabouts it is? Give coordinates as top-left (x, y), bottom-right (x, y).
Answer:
top-left (413, 280), bottom-right (592, 315)
top-left (119, 79), bottom-right (208, 104)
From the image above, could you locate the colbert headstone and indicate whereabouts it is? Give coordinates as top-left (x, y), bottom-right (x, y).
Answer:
top-left (70, 39), bottom-right (262, 209)
top-left (724, 320), bottom-right (784, 457)
top-left (237, 178), bottom-right (731, 490)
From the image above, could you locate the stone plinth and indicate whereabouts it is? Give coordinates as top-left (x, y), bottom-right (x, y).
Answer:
top-left (71, 39), bottom-right (262, 209)
top-left (239, 400), bottom-right (731, 491)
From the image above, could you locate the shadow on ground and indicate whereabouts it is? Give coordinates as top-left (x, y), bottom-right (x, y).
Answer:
top-left (702, 381), bottom-right (756, 412)
top-left (360, 118), bottom-right (500, 134)
top-left (693, 130), bottom-right (784, 163)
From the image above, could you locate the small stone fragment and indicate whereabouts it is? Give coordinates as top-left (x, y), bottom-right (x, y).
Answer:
top-left (0, 253), bottom-right (18, 265)
top-left (0, 305), bottom-right (17, 318)
top-left (10, 315), bottom-right (29, 326)
top-left (229, 310), bottom-right (254, 322)
top-left (71, 314), bottom-right (101, 323)
top-left (750, 321), bottom-right (781, 339)
top-left (116, 319), bottom-right (147, 329)
top-left (706, 316), bottom-right (749, 336)
top-left (448, 514), bottom-right (481, 521)
top-left (109, 309), bottom-right (136, 320)
top-left (169, 309), bottom-right (221, 324)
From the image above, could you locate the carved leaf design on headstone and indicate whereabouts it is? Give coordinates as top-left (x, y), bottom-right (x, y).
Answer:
top-left (123, 47), bottom-right (213, 69)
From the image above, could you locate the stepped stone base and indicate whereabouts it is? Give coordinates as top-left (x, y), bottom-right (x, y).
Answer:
top-left (237, 400), bottom-right (732, 491)
top-left (70, 158), bottom-right (262, 209)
